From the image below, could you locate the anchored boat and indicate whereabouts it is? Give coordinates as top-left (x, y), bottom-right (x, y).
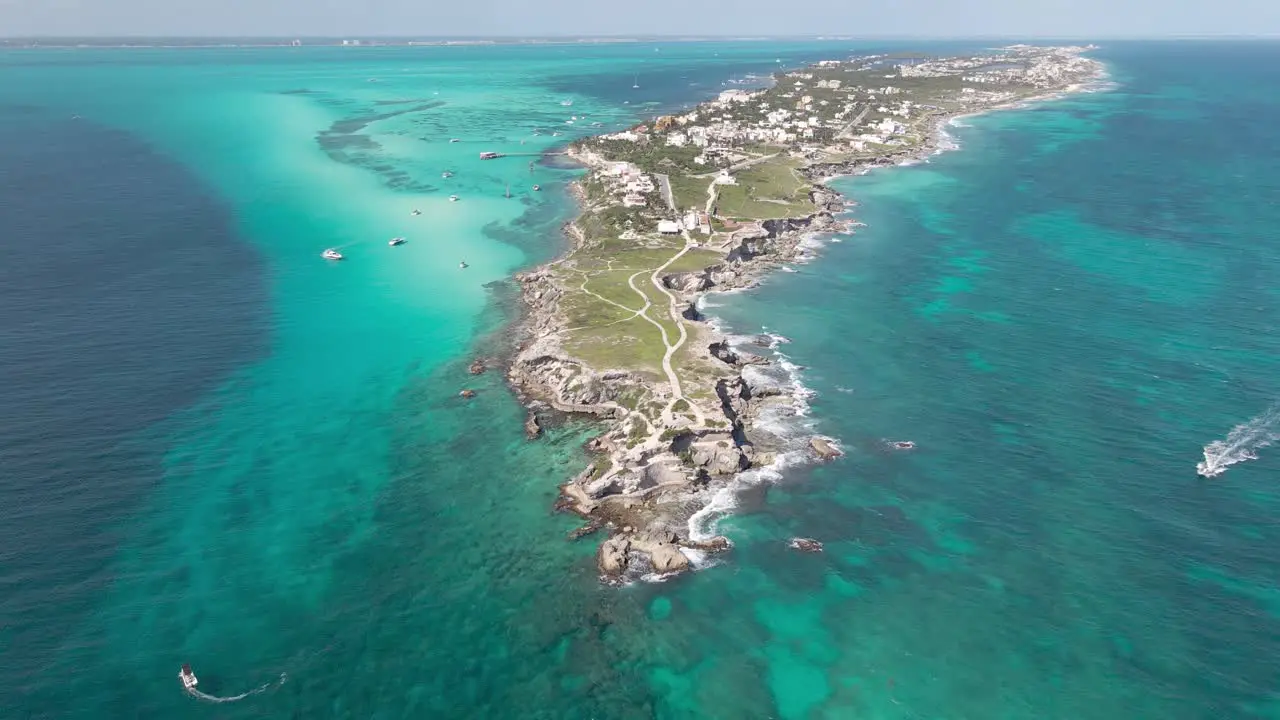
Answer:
top-left (389, 237), bottom-right (406, 246)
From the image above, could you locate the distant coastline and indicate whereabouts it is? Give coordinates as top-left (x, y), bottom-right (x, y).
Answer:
top-left (0, 36), bottom-right (894, 49)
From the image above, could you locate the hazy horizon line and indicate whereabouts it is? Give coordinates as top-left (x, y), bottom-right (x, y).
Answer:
top-left (3, 32), bottom-right (1280, 41)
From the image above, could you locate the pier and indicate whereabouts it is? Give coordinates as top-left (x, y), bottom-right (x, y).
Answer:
top-left (480, 151), bottom-right (566, 159)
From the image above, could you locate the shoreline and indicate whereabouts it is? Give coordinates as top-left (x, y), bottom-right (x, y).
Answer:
top-left (504, 47), bottom-right (1108, 583)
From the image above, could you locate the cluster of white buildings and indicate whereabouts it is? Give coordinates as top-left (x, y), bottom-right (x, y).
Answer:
top-left (602, 161), bottom-right (655, 208)
top-left (716, 89), bottom-right (758, 105)
top-left (656, 211), bottom-right (711, 236)
top-left (895, 47), bottom-right (1098, 90)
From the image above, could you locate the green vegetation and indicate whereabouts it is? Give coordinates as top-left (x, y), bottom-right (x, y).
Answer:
top-left (563, 316), bottom-right (666, 377)
top-left (713, 158), bottom-right (814, 220)
top-left (665, 248), bottom-right (723, 274)
top-left (591, 138), bottom-right (703, 175)
top-left (626, 418), bottom-right (650, 448)
top-left (668, 173), bottom-right (713, 212)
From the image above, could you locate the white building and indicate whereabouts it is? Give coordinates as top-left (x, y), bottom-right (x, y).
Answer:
top-left (714, 170), bottom-right (737, 186)
top-left (717, 89), bottom-right (755, 104)
top-left (657, 220), bottom-right (681, 234)
top-left (877, 118), bottom-right (903, 135)
top-left (623, 194), bottom-right (647, 208)
top-left (666, 132), bottom-right (688, 147)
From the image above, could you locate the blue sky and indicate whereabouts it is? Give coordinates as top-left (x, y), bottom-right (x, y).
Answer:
top-left (3, 0), bottom-right (1277, 38)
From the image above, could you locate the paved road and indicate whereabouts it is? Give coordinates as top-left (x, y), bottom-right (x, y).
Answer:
top-left (654, 173), bottom-right (677, 212)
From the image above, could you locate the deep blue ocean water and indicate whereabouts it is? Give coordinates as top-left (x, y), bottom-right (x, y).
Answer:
top-left (2, 40), bottom-right (1280, 718)
top-left (0, 109), bottom-right (266, 699)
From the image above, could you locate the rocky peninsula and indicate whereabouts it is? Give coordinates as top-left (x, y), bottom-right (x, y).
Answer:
top-left (507, 45), bottom-right (1105, 582)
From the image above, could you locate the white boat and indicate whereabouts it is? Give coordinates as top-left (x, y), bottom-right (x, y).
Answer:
top-left (441, 171), bottom-right (453, 178)
top-left (179, 664), bottom-right (198, 691)
top-left (532, 184), bottom-right (540, 191)
top-left (449, 195), bottom-right (459, 202)
top-left (459, 260), bottom-right (468, 269)
top-left (449, 138), bottom-right (460, 143)
top-left (389, 237), bottom-right (406, 246)
top-left (410, 209), bottom-right (421, 216)
top-left (560, 99), bottom-right (573, 106)
top-left (322, 248), bottom-right (344, 260)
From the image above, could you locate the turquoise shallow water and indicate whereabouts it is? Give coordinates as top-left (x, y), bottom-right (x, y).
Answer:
top-left (4, 40), bottom-right (1280, 718)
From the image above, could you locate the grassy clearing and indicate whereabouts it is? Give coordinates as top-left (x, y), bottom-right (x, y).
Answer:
top-left (671, 335), bottom-right (732, 408)
top-left (665, 248), bottom-right (724, 274)
top-left (668, 173), bottom-right (713, 212)
top-left (714, 159), bottom-right (814, 220)
top-left (563, 316), bottom-right (666, 377)
top-left (556, 241), bottom-right (710, 371)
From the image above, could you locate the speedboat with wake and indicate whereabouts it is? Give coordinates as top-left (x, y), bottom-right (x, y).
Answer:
top-left (389, 237), bottom-right (406, 246)
top-left (321, 248), bottom-right (344, 261)
top-left (180, 664), bottom-right (199, 691)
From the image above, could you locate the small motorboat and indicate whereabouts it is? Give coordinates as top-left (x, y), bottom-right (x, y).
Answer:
top-left (449, 138), bottom-right (460, 143)
top-left (441, 171), bottom-right (453, 179)
top-left (179, 664), bottom-right (198, 690)
top-left (389, 237), bottom-right (406, 246)
top-left (890, 440), bottom-right (915, 451)
top-left (532, 184), bottom-right (541, 191)
top-left (322, 248), bottom-right (344, 260)
top-left (410, 209), bottom-right (421, 216)
top-left (458, 260), bottom-right (468, 269)
top-left (449, 195), bottom-right (459, 202)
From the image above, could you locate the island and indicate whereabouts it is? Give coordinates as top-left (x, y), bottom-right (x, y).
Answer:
top-left (507, 45), bottom-right (1104, 582)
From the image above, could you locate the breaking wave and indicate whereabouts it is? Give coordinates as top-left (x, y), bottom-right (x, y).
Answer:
top-left (687, 333), bottom-right (834, 543)
top-left (1197, 405), bottom-right (1280, 478)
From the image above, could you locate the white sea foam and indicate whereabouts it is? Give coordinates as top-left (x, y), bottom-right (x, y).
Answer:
top-left (1197, 404), bottom-right (1280, 478)
top-left (686, 332), bottom-right (829, 542)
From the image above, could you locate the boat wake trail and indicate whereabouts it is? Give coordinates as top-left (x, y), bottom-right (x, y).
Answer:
top-left (1197, 404), bottom-right (1280, 478)
top-left (186, 673), bottom-right (286, 703)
